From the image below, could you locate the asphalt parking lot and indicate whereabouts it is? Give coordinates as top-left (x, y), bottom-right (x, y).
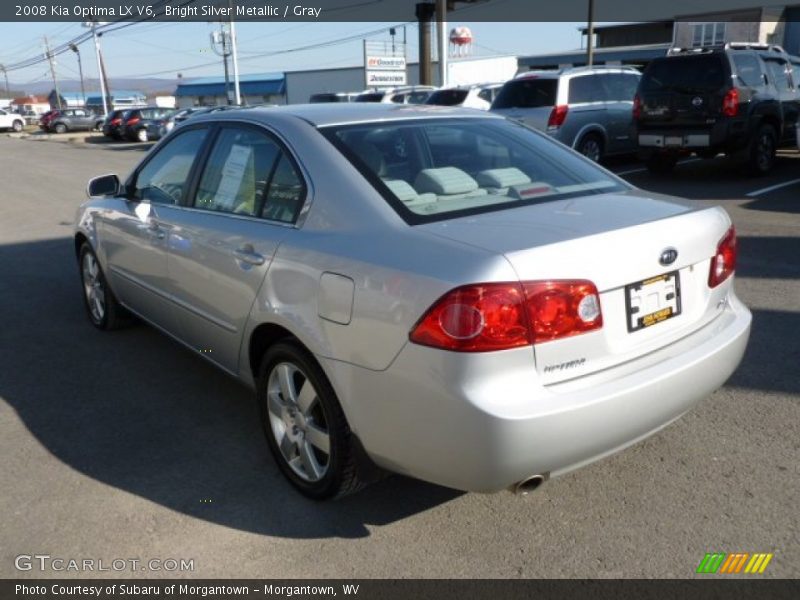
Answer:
top-left (0, 135), bottom-right (797, 579)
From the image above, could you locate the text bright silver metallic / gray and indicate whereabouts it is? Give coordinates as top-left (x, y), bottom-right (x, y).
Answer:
top-left (74, 104), bottom-right (751, 499)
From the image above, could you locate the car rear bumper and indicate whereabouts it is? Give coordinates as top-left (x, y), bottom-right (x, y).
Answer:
top-left (637, 119), bottom-right (750, 153)
top-left (322, 293), bottom-right (751, 492)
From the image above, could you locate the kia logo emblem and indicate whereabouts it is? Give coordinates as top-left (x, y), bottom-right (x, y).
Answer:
top-left (692, 96), bottom-right (704, 107)
top-left (660, 248), bottom-right (678, 266)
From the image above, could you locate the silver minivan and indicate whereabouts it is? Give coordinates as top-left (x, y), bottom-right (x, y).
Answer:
top-left (491, 66), bottom-right (641, 161)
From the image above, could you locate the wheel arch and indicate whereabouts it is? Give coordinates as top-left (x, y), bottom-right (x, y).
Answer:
top-left (248, 322), bottom-right (303, 379)
top-left (571, 124), bottom-right (607, 151)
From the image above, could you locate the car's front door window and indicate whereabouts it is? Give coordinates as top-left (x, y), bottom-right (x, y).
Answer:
top-left (131, 128), bottom-right (208, 204)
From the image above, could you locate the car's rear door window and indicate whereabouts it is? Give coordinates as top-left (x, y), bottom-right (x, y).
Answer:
top-left (492, 78), bottom-right (557, 109)
top-left (191, 125), bottom-right (305, 223)
top-left (732, 54), bottom-right (765, 87)
top-left (323, 117), bottom-right (626, 224)
top-left (568, 75), bottom-right (606, 103)
top-left (602, 73), bottom-right (640, 101)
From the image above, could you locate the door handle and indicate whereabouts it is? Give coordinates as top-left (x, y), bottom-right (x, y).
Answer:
top-left (233, 246), bottom-right (265, 266)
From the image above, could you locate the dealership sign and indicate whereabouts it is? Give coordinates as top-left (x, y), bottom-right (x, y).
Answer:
top-left (366, 56), bottom-right (407, 70)
top-left (366, 71), bottom-right (407, 86)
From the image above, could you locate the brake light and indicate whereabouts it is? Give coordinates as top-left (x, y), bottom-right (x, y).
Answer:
top-left (547, 104), bottom-right (569, 129)
top-left (127, 117), bottom-right (140, 125)
top-left (111, 118), bottom-right (121, 125)
top-left (633, 94), bottom-right (642, 120)
top-left (409, 280), bottom-right (602, 352)
top-left (708, 226), bottom-right (737, 288)
top-left (722, 88), bottom-right (739, 117)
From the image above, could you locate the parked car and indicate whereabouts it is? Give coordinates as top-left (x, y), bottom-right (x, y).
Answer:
top-left (102, 109), bottom-right (127, 140)
top-left (123, 107), bottom-right (176, 142)
top-left (38, 110), bottom-right (59, 131)
top-left (491, 66), bottom-right (641, 161)
top-left (635, 43), bottom-right (800, 174)
top-left (355, 86), bottom-right (437, 104)
top-left (0, 107), bottom-right (25, 132)
top-left (75, 104), bottom-right (750, 500)
top-left (45, 108), bottom-right (104, 134)
top-left (309, 92), bottom-right (360, 103)
top-left (425, 83), bottom-right (504, 110)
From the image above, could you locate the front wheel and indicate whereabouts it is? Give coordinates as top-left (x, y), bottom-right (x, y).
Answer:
top-left (12, 120), bottom-right (23, 132)
top-left (78, 243), bottom-right (127, 330)
top-left (257, 342), bottom-right (364, 499)
top-left (54, 123), bottom-right (67, 134)
top-left (136, 128), bottom-right (148, 142)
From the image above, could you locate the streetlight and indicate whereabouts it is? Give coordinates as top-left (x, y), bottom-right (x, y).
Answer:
top-left (69, 43), bottom-right (86, 107)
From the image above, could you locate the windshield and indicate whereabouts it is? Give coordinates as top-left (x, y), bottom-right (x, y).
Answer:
top-left (492, 78), bottom-right (557, 109)
top-left (321, 118), bottom-right (627, 224)
top-left (641, 55), bottom-right (727, 93)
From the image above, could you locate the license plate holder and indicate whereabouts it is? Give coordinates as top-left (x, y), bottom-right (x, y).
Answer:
top-left (664, 135), bottom-right (684, 147)
top-left (625, 271), bottom-right (682, 333)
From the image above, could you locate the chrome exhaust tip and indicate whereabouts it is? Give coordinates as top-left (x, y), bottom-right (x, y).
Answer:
top-left (511, 473), bottom-right (548, 495)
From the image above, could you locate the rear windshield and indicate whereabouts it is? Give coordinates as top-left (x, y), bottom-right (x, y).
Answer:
top-left (426, 89), bottom-right (470, 106)
top-left (492, 78), bottom-right (557, 109)
top-left (310, 93), bottom-right (344, 103)
top-left (641, 55), bottom-right (727, 93)
top-left (321, 118), bottom-right (626, 225)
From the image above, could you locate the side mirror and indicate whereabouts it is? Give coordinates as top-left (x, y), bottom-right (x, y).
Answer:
top-left (86, 174), bottom-right (120, 198)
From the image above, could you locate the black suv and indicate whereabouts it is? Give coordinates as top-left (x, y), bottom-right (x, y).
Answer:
top-left (635, 44), bottom-right (800, 175)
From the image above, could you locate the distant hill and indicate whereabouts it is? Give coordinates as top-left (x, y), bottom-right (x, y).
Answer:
top-left (8, 77), bottom-right (180, 96)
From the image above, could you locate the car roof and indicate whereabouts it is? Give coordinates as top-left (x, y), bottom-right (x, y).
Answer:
top-left (188, 103), bottom-right (503, 127)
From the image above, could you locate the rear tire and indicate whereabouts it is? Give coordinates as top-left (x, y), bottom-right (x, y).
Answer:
top-left (645, 154), bottom-right (678, 174)
top-left (256, 341), bottom-right (364, 500)
top-left (747, 124), bottom-right (777, 176)
top-left (576, 133), bottom-right (604, 162)
top-left (78, 243), bottom-right (128, 331)
top-left (54, 123), bottom-right (67, 134)
top-left (136, 128), bottom-right (148, 142)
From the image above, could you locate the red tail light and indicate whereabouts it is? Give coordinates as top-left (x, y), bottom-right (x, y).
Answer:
top-left (126, 117), bottom-right (140, 125)
top-left (409, 280), bottom-right (602, 352)
top-left (722, 88), bottom-right (739, 117)
top-left (633, 94), bottom-right (642, 120)
top-left (111, 118), bottom-right (121, 125)
top-left (708, 226), bottom-right (737, 288)
top-left (547, 104), bottom-right (569, 129)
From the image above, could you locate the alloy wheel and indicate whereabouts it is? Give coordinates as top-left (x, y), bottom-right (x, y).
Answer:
top-left (580, 138), bottom-right (602, 162)
top-left (81, 252), bottom-right (106, 323)
top-left (266, 362), bottom-right (331, 482)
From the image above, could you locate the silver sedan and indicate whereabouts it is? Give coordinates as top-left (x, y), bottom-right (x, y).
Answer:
top-left (74, 104), bottom-right (751, 499)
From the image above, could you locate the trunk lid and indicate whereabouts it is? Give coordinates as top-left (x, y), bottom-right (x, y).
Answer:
top-left (419, 191), bottom-right (733, 384)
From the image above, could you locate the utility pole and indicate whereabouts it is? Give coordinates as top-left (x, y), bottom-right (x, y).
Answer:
top-left (44, 37), bottom-right (63, 109)
top-left (69, 43), bottom-right (86, 107)
top-left (211, 28), bottom-right (232, 105)
top-left (84, 21), bottom-right (109, 117)
top-left (0, 65), bottom-right (10, 99)
top-left (586, 0), bottom-right (595, 67)
top-left (228, 0), bottom-right (241, 105)
top-left (436, 0), bottom-right (447, 88)
top-left (416, 2), bottom-right (435, 85)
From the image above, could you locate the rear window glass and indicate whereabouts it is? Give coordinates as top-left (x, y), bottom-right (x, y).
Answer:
top-left (641, 55), bottom-right (727, 92)
top-left (492, 78), bottom-right (557, 109)
top-left (426, 89), bottom-right (470, 106)
top-left (321, 118), bottom-right (626, 225)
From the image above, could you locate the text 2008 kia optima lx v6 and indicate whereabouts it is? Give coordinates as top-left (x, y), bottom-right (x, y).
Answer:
top-left (74, 104), bottom-right (751, 499)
